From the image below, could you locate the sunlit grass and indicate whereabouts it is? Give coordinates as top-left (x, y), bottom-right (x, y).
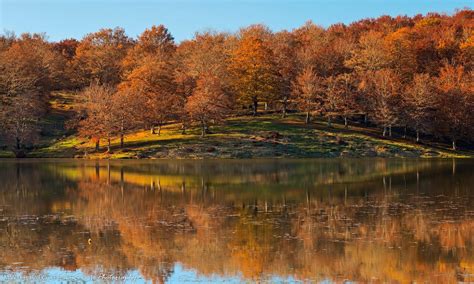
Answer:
top-left (0, 150), bottom-right (14, 158)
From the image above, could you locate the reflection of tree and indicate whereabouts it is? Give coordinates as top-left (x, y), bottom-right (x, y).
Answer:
top-left (0, 159), bottom-right (473, 282)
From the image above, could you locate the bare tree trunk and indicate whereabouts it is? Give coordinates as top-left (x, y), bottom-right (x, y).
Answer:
top-left (95, 139), bottom-right (100, 151)
top-left (389, 125), bottom-right (392, 137)
top-left (181, 122), bottom-right (186, 135)
top-left (150, 125), bottom-right (155, 134)
top-left (383, 127), bottom-right (387, 137)
top-left (416, 130), bottom-right (420, 143)
top-left (120, 122), bottom-right (124, 148)
top-left (157, 124), bottom-right (161, 136)
top-left (252, 98), bottom-right (258, 116)
top-left (305, 112), bottom-right (310, 124)
top-left (15, 137), bottom-right (20, 150)
top-left (344, 117), bottom-right (348, 128)
top-left (452, 140), bottom-right (456, 151)
top-left (282, 97), bottom-right (287, 118)
top-left (107, 137), bottom-right (111, 152)
top-left (201, 120), bottom-right (206, 137)
top-left (327, 117), bottom-right (332, 128)
top-left (364, 114), bottom-right (368, 125)
top-left (403, 125), bottom-right (407, 139)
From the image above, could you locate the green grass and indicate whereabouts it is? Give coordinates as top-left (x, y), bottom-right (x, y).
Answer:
top-left (0, 150), bottom-right (14, 158)
top-left (1, 92), bottom-right (472, 159)
top-left (22, 113), bottom-right (471, 159)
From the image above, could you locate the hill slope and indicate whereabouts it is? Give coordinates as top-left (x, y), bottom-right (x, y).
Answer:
top-left (0, 93), bottom-right (472, 159)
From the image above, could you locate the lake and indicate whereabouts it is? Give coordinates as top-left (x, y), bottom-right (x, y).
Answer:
top-left (0, 159), bottom-right (473, 283)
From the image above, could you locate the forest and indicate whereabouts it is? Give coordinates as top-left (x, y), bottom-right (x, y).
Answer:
top-left (0, 9), bottom-right (473, 157)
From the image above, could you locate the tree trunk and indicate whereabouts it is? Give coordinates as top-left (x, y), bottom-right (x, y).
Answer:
top-left (157, 124), bottom-right (161, 136)
top-left (16, 137), bottom-right (20, 150)
top-left (452, 140), bottom-right (456, 151)
top-left (282, 98), bottom-right (287, 118)
top-left (305, 112), bottom-right (310, 124)
top-left (201, 121), bottom-right (206, 137)
top-left (383, 127), bottom-right (387, 137)
top-left (344, 117), bottom-right (348, 128)
top-left (252, 98), bottom-right (258, 116)
top-left (120, 123), bottom-right (124, 148)
top-left (107, 137), bottom-right (111, 152)
top-left (389, 125), bottom-right (392, 137)
top-left (416, 130), bottom-right (420, 143)
top-left (364, 114), bottom-right (368, 125)
top-left (327, 117), bottom-right (332, 128)
top-left (264, 102), bottom-right (268, 111)
top-left (95, 139), bottom-right (100, 151)
top-left (403, 125), bottom-right (407, 139)
top-left (150, 125), bottom-right (155, 134)
top-left (181, 122), bottom-right (186, 135)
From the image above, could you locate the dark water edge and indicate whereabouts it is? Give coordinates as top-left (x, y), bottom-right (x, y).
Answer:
top-left (0, 158), bottom-right (473, 283)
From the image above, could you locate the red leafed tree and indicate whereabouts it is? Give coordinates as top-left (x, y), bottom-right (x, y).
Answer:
top-left (435, 65), bottom-right (473, 150)
top-left (74, 27), bottom-right (133, 86)
top-left (366, 69), bottom-right (402, 137)
top-left (77, 84), bottom-right (116, 152)
top-left (292, 67), bottom-right (326, 124)
top-left (325, 73), bottom-right (358, 128)
top-left (119, 25), bottom-right (177, 135)
top-left (229, 25), bottom-right (280, 116)
top-left (185, 74), bottom-right (231, 137)
top-left (404, 73), bottom-right (436, 142)
top-left (0, 33), bottom-right (63, 156)
top-left (272, 31), bottom-right (299, 117)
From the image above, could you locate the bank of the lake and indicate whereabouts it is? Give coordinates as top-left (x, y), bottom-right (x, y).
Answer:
top-left (1, 113), bottom-right (472, 159)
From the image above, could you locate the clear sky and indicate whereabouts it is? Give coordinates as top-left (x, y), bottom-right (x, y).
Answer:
top-left (0, 0), bottom-right (472, 42)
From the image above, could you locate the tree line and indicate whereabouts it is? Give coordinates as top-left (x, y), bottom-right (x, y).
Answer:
top-left (0, 10), bottom-right (473, 155)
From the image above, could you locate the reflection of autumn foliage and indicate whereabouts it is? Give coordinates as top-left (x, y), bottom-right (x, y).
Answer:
top-left (1, 159), bottom-right (474, 282)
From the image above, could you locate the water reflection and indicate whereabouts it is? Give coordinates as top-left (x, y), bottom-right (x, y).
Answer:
top-left (0, 159), bottom-right (473, 282)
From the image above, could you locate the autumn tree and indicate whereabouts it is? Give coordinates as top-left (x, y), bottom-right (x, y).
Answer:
top-left (384, 28), bottom-right (418, 82)
top-left (404, 73), bottom-right (436, 142)
top-left (0, 33), bottom-right (63, 156)
top-left (366, 69), bottom-right (402, 137)
top-left (122, 25), bottom-right (175, 73)
top-left (435, 65), bottom-right (473, 150)
top-left (459, 32), bottom-right (474, 71)
top-left (112, 89), bottom-right (137, 148)
top-left (292, 67), bottom-right (325, 124)
top-left (185, 74), bottom-right (231, 137)
top-left (0, 93), bottom-right (42, 157)
top-left (77, 84), bottom-right (117, 152)
top-left (325, 73), bottom-right (358, 128)
top-left (74, 27), bottom-right (133, 86)
top-left (272, 31), bottom-right (298, 117)
top-left (345, 31), bottom-right (390, 72)
top-left (121, 60), bottom-right (177, 135)
top-left (119, 25), bottom-right (177, 135)
top-left (53, 38), bottom-right (80, 89)
top-left (53, 38), bottom-right (80, 61)
top-left (294, 21), bottom-right (326, 75)
top-left (230, 25), bottom-right (279, 116)
top-left (174, 31), bottom-right (232, 132)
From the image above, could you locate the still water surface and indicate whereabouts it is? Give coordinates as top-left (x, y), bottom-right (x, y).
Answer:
top-left (0, 159), bottom-right (473, 283)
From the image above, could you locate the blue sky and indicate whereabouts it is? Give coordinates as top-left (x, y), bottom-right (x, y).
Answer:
top-left (0, 0), bottom-right (472, 42)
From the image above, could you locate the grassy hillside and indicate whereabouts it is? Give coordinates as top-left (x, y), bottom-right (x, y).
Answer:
top-left (0, 92), bottom-right (472, 159)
